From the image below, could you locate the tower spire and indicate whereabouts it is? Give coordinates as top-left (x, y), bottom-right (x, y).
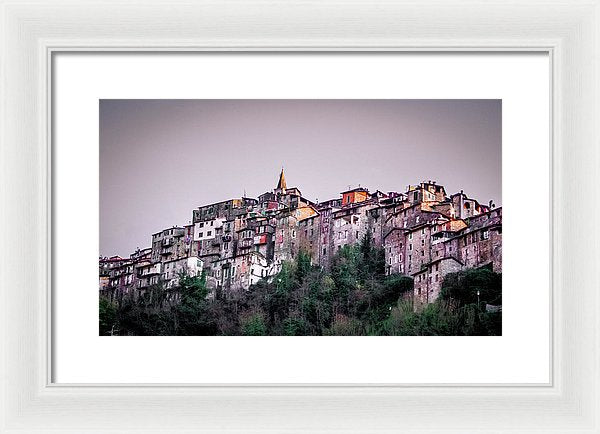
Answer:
top-left (277, 167), bottom-right (287, 191)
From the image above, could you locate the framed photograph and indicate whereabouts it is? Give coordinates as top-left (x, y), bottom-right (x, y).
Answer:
top-left (1, 1), bottom-right (599, 433)
top-left (98, 98), bottom-right (504, 338)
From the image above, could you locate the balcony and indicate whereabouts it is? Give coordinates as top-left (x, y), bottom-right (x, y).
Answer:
top-left (160, 248), bottom-right (172, 256)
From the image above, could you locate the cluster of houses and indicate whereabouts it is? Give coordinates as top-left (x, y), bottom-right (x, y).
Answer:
top-left (100, 169), bottom-right (502, 308)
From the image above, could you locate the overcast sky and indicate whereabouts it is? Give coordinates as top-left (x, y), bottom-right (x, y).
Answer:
top-left (100, 99), bottom-right (501, 257)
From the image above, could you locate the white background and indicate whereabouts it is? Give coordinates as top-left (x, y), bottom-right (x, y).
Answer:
top-left (53, 53), bottom-right (550, 384)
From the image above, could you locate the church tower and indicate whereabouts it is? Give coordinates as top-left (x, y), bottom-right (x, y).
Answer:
top-left (275, 167), bottom-right (287, 194)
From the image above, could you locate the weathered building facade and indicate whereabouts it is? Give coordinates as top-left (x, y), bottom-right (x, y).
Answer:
top-left (100, 171), bottom-right (502, 306)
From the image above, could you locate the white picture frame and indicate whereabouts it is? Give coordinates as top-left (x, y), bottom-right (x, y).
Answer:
top-left (1, 1), bottom-right (598, 432)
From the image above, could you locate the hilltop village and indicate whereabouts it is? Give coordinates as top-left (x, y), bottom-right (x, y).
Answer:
top-left (100, 170), bottom-right (502, 308)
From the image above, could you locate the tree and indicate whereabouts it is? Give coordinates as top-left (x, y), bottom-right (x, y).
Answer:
top-left (173, 271), bottom-right (217, 335)
top-left (241, 312), bottom-right (268, 336)
top-left (358, 230), bottom-right (385, 278)
top-left (295, 250), bottom-right (312, 283)
top-left (440, 268), bottom-right (502, 308)
top-left (99, 296), bottom-right (118, 335)
top-left (438, 268), bottom-right (502, 336)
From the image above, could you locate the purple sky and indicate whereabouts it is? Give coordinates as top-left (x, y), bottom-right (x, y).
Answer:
top-left (100, 99), bottom-right (501, 257)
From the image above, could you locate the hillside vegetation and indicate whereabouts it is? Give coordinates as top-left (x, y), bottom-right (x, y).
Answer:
top-left (100, 235), bottom-right (501, 336)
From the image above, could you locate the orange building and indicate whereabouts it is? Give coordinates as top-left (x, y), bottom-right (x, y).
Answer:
top-left (341, 187), bottom-right (369, 206)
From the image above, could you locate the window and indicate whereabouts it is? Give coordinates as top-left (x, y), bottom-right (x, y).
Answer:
top-left (355, 231), bottom-right (359, 238)
top-left (409, 244), bottom-right (412, 250)
top-left (323, 248), bottom-right (326, 255)
top-left (413, 192), bottom-right (418, 201)
top-left (409, 233), bottom-right (413, 240)
top-left (482, 230), bottom-right (490, 240)
top-left (199, 222), bottom-right (204, 228)
top-left (207, 231), bottom-right (212, 236)
top-left (199, 232), bottom-right (203, 237)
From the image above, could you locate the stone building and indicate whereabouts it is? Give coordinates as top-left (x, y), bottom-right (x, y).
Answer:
top-left (413, 256), bottom-right (463, 307)
top-left (162, 256), bottom-right (204, 289)
top-left (151, 226), bottom-right (190, 263)
top-left (99, 247), bottom-right (154, 301)
top-left (100, 170), bottom-right (502, 307)
top-left (99, 255), bottom-right (128, 301)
